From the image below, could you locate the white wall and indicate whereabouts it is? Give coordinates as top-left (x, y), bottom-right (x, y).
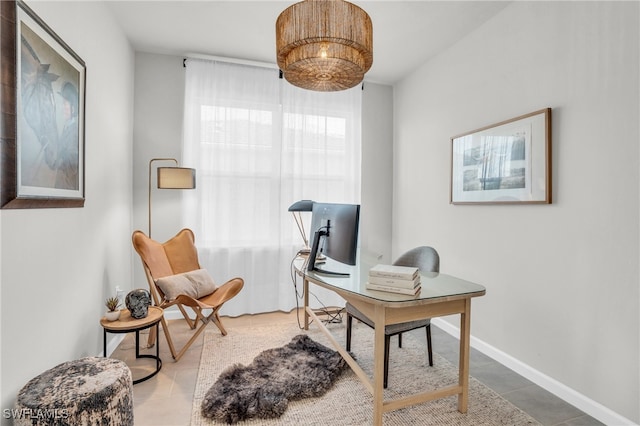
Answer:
top-left (131, 53), bottom-right (187, 291)
top-left (132, 53), bottom-right (188, 243)
top-left (362, 83), bottom-right (394, 263)
top-left (0, 1), bottom-right (134, 420)
top-left (394, 1), bottom-right (639, 423)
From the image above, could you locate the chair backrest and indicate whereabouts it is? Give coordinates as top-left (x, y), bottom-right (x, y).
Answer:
top-left (393, 246), bottom-right (439, 273)
top-left (132, 229), bottom-right (202, 301)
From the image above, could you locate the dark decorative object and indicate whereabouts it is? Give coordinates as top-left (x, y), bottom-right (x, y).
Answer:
top-left (125, 289), bottom-right (151, 319)
top-left (201, 334), bottom-right (349, 424)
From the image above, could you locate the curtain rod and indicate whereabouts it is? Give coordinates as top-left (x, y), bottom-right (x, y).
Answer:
top-left (184, 53), bottom-right (279, 70)
top-left (183, 53), bottom-right (370, 90)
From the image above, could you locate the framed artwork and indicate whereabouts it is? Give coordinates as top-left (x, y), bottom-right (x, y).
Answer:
top-left (1, 0), bottom-right (86, 208)
top-left (450, 108), bottom-right (551, 205)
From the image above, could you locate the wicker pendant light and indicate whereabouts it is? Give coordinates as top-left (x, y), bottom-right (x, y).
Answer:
top-left (276, 0), bottom-right (373, 92)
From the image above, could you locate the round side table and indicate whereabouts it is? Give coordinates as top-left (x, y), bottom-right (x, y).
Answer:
top-left (101, 306), bottom-right (163, 384)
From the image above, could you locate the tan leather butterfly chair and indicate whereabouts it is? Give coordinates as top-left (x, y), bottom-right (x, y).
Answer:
top-left (132, 228), bottom-right (244, 361)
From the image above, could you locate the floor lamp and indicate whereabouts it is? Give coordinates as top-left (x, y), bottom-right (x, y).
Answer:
top-left (148, 158), bottom-right (196, 238)
top-left (288, 200), bottom-right (314, 255)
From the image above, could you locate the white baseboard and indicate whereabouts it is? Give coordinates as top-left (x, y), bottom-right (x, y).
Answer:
top-left (431, 318), bottom-right (636, 426)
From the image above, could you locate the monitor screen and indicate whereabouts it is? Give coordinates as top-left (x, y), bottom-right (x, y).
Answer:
top-left (307, 202), bottom-right (360, 276)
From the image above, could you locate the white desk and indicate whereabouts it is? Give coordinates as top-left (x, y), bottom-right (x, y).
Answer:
top-left (295, 256), bottom-right (486, 425)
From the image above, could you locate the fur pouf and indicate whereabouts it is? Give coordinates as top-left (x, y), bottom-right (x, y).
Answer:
top-left (201, 334), bottom-right (349, 424)
top-left (14, 357), bottom-right (133, 426)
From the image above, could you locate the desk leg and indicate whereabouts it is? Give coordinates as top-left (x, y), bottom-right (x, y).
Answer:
top-left (372, 304), bottom-right (386, 426)
top-left (458, 298), bottom-right (471, 413)
top-left (303, 277), bottom-right (310, 330)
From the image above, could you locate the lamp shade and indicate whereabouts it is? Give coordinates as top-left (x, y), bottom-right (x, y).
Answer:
top-left (276, 0), bottom-right (373, 92)
top-left (157, 167), bottom-right (196, 189)
top-left (288, 200), bottom-right (314, 252)
top-left (288, 199), bottom-right (314, 212)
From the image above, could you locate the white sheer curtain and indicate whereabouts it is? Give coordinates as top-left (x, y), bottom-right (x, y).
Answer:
top-left (182, 58), bottom-right (361, 316)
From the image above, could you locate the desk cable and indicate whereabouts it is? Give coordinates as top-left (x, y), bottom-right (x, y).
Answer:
top-left (290, 253), bottom-right (343, 329)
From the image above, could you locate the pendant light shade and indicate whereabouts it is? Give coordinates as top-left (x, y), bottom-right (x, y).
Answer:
top-left (276, 0), bottom-right (373, 92)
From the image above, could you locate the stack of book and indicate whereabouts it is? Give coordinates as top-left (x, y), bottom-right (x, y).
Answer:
top-left (366, 264), bottom-right (421, 295)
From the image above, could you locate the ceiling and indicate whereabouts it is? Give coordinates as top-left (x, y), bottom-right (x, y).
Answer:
top-left (105, 1), bottom-right (509, 86)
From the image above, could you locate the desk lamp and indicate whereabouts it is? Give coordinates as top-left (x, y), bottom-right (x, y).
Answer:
top-left (288, 200), bottom-right (314, 255)
top-left (148, 158), bottom-right (196, 238)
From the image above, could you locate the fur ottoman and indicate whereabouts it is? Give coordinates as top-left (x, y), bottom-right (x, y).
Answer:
top-left (13, 357), bottom-right (134, 425)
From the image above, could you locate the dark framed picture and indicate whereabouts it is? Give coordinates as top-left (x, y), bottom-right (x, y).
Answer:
top-left (450, 108), bottom-right (552, 205)
top-left (1, 0), bottom-right (86, 208)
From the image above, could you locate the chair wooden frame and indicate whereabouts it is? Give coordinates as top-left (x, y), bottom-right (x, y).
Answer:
top-left (132, 229), bottom-right (244, 361)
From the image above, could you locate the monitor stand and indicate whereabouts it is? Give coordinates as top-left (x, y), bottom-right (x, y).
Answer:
top-left (307, 229), bottom-right (349, 277)
top-left (311, 267), bottom-right (350, 277)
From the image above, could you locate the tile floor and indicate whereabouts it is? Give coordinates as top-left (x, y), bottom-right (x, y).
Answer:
top-left (110, 310), bottom-right (603, 426)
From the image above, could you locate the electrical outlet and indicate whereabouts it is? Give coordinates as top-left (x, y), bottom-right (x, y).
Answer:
top-left (115, 286), bottom-right (125, 306)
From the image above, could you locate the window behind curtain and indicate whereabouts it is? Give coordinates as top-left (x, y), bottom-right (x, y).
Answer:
top-left (182, 59), bottom-right (361, 315)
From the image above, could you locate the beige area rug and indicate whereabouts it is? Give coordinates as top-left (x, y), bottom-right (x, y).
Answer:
top-left (191, 321), bottom-right (540, 425)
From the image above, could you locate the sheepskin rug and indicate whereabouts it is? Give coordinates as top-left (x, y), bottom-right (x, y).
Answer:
top-left (200, 334), bottom-right (349, 424)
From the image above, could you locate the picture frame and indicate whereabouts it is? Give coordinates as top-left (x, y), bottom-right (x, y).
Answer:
top-left (1, 0), bottom-right (86, 209)
top-left (450, 108), bottom-right (551, 205)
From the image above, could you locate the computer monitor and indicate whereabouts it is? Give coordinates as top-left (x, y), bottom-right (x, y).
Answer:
top-left (307, 202), bottom-right (360, 277)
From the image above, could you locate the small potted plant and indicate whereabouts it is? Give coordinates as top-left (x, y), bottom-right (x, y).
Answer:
top-left (104, 296), bottom-right (121, 321)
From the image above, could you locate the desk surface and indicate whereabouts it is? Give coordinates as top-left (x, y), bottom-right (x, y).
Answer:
top-left (298, 256), bottom-right (486, 306)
